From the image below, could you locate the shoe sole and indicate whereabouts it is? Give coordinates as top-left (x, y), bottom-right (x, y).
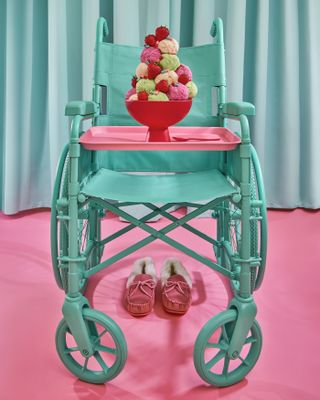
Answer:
top-left (125, 300), bottom-right (153, 317)
top-left (127, 310), bottom-right (152, 317)
top-left (163, 305), bottom-right (189, 315)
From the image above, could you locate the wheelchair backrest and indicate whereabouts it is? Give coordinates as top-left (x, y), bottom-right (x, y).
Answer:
top-left (92, 18), bottom-right (227, 173)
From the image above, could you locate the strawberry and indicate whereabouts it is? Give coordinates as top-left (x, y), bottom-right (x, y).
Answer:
top-left (138, 91), bottom-right (149, 100)
top-left (155, 25), bottom-right (170, 41)
top-left (178, 73), bottom-right (190, 85)
top-left (145, 34), bottom-right (157, 47)
top-left (131, 75), bottom-right (138, 88)
top-left (156, 80), bottom-right (169, 93)
top-left (148, 63), bottom-right (162, 79)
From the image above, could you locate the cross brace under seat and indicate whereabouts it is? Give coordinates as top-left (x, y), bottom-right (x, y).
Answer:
top-left (82, 196), bottom-right (235, 280)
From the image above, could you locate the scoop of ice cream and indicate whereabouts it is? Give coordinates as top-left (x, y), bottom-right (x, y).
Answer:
top-left (136, 79), bottom-right (156, 93)
top-left (186, 81), bottom-right (198, 98)
top-left (128, 93), bottom-right (138, 101)
top-left (140, 47), bottom-right (162, 63)
top-left (159, 54), bottom-right (180, 71)
top-left (175, 64), bottom-right (192, 81)
top-left (125, 88), bottom-right (136, 99)
top-left (136, 63), bottom-right (148, 78)
top-left (154, 70), bottom-right (178, 85)
top-left (148, 91), bottom-right (169, 101)
top-left (158, 38), bottom-right (179, 54)
top-left (167, 83), bottom-right (189, 100)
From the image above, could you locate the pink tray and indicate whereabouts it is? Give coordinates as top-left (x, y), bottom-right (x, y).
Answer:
top-left (79, 126), bottom-right (241, 151)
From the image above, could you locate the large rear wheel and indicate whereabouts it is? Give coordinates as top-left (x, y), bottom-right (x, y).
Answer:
top-left (50, 146), bottom-right (102, 292)
top-left (215, 146), bottom-right (267, 292)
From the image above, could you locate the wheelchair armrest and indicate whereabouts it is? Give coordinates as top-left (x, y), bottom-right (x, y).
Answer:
top-left (221, 102), bottom-right (255, 116)
top-left (65, 101), bottom-right (98, 116)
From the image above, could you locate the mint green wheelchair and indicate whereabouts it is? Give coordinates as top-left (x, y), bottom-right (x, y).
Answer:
top-left (51, 17), bottom-right (267, 387)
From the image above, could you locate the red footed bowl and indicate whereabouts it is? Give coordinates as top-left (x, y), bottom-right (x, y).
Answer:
top-left (125, 100), bottom-right (192, 142)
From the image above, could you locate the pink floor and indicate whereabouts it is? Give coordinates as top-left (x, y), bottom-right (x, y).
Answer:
top-left (0, 209), bottom-right (320, 400)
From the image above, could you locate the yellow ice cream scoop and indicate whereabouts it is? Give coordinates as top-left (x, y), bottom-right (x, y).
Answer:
top-left (155, 70), bottom-right (178, 85)
top-left (158, 38), bottom-right (179, 54)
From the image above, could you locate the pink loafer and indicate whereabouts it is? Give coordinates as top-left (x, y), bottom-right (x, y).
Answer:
top-left (124, 257), bottom-right (157, 317)
top-left (160, 258), bottom-right (192, 315)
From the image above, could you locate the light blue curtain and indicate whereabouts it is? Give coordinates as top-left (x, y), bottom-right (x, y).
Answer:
top-left (0, 0), bottom-right (50, 214)
top-left (1, 0), bottom-right (320, 214)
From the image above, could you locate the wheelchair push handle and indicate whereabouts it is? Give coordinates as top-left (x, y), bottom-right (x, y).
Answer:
top-left (96, 17), bottom-right (109, 43)
top-left (211, 18), bottom-right (224, 44)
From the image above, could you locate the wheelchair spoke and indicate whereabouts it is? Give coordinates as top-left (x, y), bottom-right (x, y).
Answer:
top-left (94, 352), bottom-right (109, 373)
top-left (205, 350), bottom-right (225, 370)
top-left (79, 220), bottom-right (89, 251)
top-left (64, 346), bottom-right (80, 354)
top-left (63, 219), bottom-right (69, 235)
top-left (93, 328), bottom-right (108, 344)
top-left (206, 342), bottom-right (222, 349)
top-left (222, 356), bottom-right (230, 375)
top-left (230, 226), bottom-right (237, 252)
top-left (238, 355), bottom-right (249, 366)
top-left (95, 344), bottom-right (117, 355)
top-left (222, 325), bottom-right (230, 343)
top-left (206, 341), bottom-right (228, 351)
top-left (227, 203), bottom-right (242, 255)
top-left (82, 357), bottom-right (89, 372)
top-left (245, 336), bottom-right (257, 344)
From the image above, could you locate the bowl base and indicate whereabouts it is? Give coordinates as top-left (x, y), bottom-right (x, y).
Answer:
top-left (147, 128), bottom-right (170, 142)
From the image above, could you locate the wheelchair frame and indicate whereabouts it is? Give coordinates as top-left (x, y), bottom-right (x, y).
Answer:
top-left (51, 17), bottom-right (267, 387)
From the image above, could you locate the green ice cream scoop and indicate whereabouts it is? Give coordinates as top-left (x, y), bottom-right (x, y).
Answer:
top-left (148, 91), bottom-right (169, 101)
top-left (159, 54), bottom-right (180, 71)
top-left (136, 79), bottom-right (156, 93)
top-left (186, 81), bottom-right (198, 98)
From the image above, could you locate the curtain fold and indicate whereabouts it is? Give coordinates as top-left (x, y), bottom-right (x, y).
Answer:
top-left (0, 0), bottom-right (319, 214)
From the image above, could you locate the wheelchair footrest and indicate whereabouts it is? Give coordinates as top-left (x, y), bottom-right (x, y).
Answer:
top-left (80, 168), bottom-right (238, 203)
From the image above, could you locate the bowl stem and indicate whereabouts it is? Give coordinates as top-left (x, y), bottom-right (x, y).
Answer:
top-left (147, 128), bottom-right (170, 142)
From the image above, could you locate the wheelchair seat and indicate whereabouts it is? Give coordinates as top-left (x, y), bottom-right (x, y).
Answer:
top-left (80, 168), bottom-right (237, 203)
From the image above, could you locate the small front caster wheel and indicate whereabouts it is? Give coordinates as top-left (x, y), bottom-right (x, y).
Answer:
top-left (56, 308), bottom-right (127, 384)
top-left (194, 309), bottom-right (262, 387)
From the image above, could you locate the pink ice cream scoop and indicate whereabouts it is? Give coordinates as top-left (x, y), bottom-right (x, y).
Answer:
top-left (167, 83), bottom-right (189, 100)
top-left (125, 88), bottom-right (136, 99)
top-left (140, 47), bottom-right (162, 63)
top-left (175, 64), bottom-right (193, 81)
